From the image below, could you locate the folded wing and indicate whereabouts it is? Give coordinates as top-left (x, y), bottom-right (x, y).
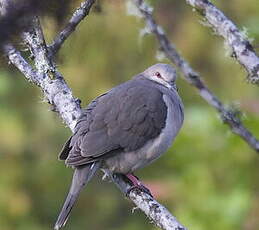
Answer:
top-left (60, 78), bottom-right (168, 167)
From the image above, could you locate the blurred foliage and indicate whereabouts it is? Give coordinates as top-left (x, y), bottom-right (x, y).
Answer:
top-left (0, 0), bottom-right (259, 230)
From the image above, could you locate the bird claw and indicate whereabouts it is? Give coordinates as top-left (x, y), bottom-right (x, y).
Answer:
top-left (125, 173), bottom-right (153, 197)
top-left (126, 184), bottom-right (153, 198)
top-left (102, 172), bottom-right (109, 181)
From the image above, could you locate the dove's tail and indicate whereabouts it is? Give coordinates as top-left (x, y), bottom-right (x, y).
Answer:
top-left (54, 162), bottom-right (101, 230)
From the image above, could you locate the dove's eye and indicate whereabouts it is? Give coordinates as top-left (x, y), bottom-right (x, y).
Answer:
top-left (155, 72), bottom-right (162, 78)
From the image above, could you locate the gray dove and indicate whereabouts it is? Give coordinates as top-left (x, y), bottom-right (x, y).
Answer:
top-left (54, 63), bottom-right (184, 229)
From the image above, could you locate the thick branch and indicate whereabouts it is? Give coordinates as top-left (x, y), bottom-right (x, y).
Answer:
top-left (49, 0), bottom-right (96, 55)
top-left (109, 173), bottom-right (187, 230)
top-left (3, 14), bottom-right (187, 230)
top-left (186, 0), bottom-right (259, 84)
top-left (132, 0), bottom-right (259, 152)
top-left (3, 43), bottom-right (40, 85)
top-left (22, 18), bottom-right (82, 131)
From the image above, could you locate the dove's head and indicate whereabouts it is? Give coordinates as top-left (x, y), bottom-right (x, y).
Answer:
top-left (142, 63), bottom-right (177, 89)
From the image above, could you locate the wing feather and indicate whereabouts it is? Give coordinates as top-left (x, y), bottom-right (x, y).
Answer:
top-left (63, 78), bottom-right (167, 167)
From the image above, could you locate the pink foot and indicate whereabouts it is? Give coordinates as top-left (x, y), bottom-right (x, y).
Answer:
top-left (125, 174), bottom-right (153, 197)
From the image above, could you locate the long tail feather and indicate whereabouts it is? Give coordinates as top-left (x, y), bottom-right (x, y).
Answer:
top-left (54, 162), bottom-right (100, 230)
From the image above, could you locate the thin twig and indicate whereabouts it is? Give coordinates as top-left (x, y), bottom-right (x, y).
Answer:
top-left (132, 0), bottom-right (259, 152)
top-left (49, 0), bottom-right (96, 55)
top-left (186, 0), bottom-right (259, 83)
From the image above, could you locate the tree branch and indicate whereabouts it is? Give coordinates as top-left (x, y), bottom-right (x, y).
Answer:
top-left (22, 18), bottom-right (82, 131)
top-left (132, 0), bottom-right (259, 152)
top-left (49, 0), bottom-right (96, 55)
top-left (3, 13), bottom-right (188, 230)
top-left (109, 172), bottom-right (187, 230)
top-left (3, 43), bottom-right (40, 85)
top-left (185, 0), bottom-right (259, 84)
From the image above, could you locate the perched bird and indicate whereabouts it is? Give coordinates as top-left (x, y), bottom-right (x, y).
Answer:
top-left (54, 63), bottom-right (184, 229)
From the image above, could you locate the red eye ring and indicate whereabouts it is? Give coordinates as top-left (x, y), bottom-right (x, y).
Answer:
top-left (155, 72), bottom-right (162, 78)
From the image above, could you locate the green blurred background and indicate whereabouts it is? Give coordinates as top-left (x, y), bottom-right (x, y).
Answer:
top-left (1, 0), bottom-right (259, 229)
